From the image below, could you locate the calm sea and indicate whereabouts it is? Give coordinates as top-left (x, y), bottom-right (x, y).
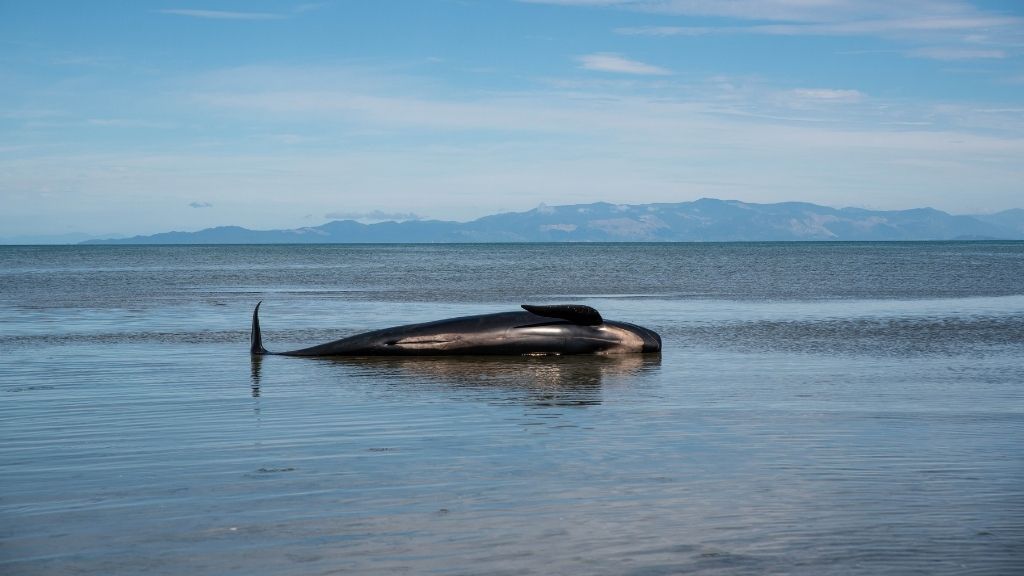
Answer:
top-left (1, 243), bottom-right (1022, 575)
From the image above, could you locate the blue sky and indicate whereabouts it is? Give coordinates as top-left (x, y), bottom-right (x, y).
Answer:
top-left (2, 0), bottom-right (1023, 236)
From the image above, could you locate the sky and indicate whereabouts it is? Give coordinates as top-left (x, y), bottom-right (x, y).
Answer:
top-left (1, 0), bottom-right (1023, 237)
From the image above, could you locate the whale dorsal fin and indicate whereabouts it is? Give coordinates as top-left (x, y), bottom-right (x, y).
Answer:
top-left (521, 304), bottom-right (603, 325)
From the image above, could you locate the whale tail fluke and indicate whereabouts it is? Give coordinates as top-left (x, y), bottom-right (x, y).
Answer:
top-left (251, 301), bottom-right (268, 355)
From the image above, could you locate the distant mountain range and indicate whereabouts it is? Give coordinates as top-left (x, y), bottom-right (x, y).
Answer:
top-left (80, 199), bottom-right (1024, 244)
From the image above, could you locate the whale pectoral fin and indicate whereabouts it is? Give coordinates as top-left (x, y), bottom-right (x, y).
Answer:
top-left (521, 304), bottom-right (603, 326)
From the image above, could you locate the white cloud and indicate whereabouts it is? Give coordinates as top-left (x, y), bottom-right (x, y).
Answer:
top-left (86, 118), bottom-right (174, 129)
top-left (157, 9), bottom-right (285, 20)
top-left (907, 47), bottom-right (1006, 60)
top-left (787, 88), bottom-right (865, 104)
top-left (753, 16), bottom-right (1023, 36)
top-left (638, 0), bottom-right (870, 22)
top-left (615, 17), bottom-right (1023, 39)
top-left (589, 1), bottom-right (1024, 59)
top-left (324, 210), bottom-right (422, 222)
top-left (294, 3), bottom-right (328, 14)
top-left (616, 26), bottom-right (714, 36)
top-left (519, 0), bottom-right (641, 5)
top-left (576, 53), bottom-right (672, 75)
top-left (528, 0), bottom-right (1021, 26)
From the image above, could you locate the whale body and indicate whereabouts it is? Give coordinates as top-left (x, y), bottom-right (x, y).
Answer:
top-left (250, 302), bottom-right (661, 356)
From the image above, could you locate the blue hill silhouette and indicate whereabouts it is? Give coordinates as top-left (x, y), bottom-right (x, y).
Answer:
top-left (82, 199), bottom-right (1024, 244)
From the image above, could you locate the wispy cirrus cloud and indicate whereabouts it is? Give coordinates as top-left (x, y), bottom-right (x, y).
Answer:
top-left (616, 25), bottom-right (713, 36)
top-left (787, 89), bottom-right (865, 104)
top-left (518, 0), bottom-right (639, 6)
top-left (618, 15), bottom-right (1024, 38)
top-left (189, 201), bottom-right (213, 208)
top-left (324, 210), bottom-right (422, 222)
top-left (158, 9), bottom-right (286, 21)
top-left (294, 3), bottom-right (328, 14)
top-left (576, 53), bottom-right (672, 75)
top-left (908, 47), bottom-right (1006, 61)
top-left (186, 63), bottom-right (1024, 138)
top-left (86, 118), bottom-right (174, 129)
top-left (570, 1), bottom-right (1023, 60)
top-left (527, 0), bottom-right (1020, 26)
top-left (186, 64), bottom-right (1024, 153)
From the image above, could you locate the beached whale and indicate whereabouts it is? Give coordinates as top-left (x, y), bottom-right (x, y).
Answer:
top-left (250, 302), bottom-right (661, 356)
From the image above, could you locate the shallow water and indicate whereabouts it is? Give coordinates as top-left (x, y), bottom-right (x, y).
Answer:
top-left (1, 243), bottom-right (1022, 575)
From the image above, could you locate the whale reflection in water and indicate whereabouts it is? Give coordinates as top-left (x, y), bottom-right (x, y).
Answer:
top-left (250, 354), bottom-right (662, 407)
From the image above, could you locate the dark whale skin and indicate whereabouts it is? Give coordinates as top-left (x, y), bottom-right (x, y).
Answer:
top-left (250, 303), bottom-right (661, 357)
